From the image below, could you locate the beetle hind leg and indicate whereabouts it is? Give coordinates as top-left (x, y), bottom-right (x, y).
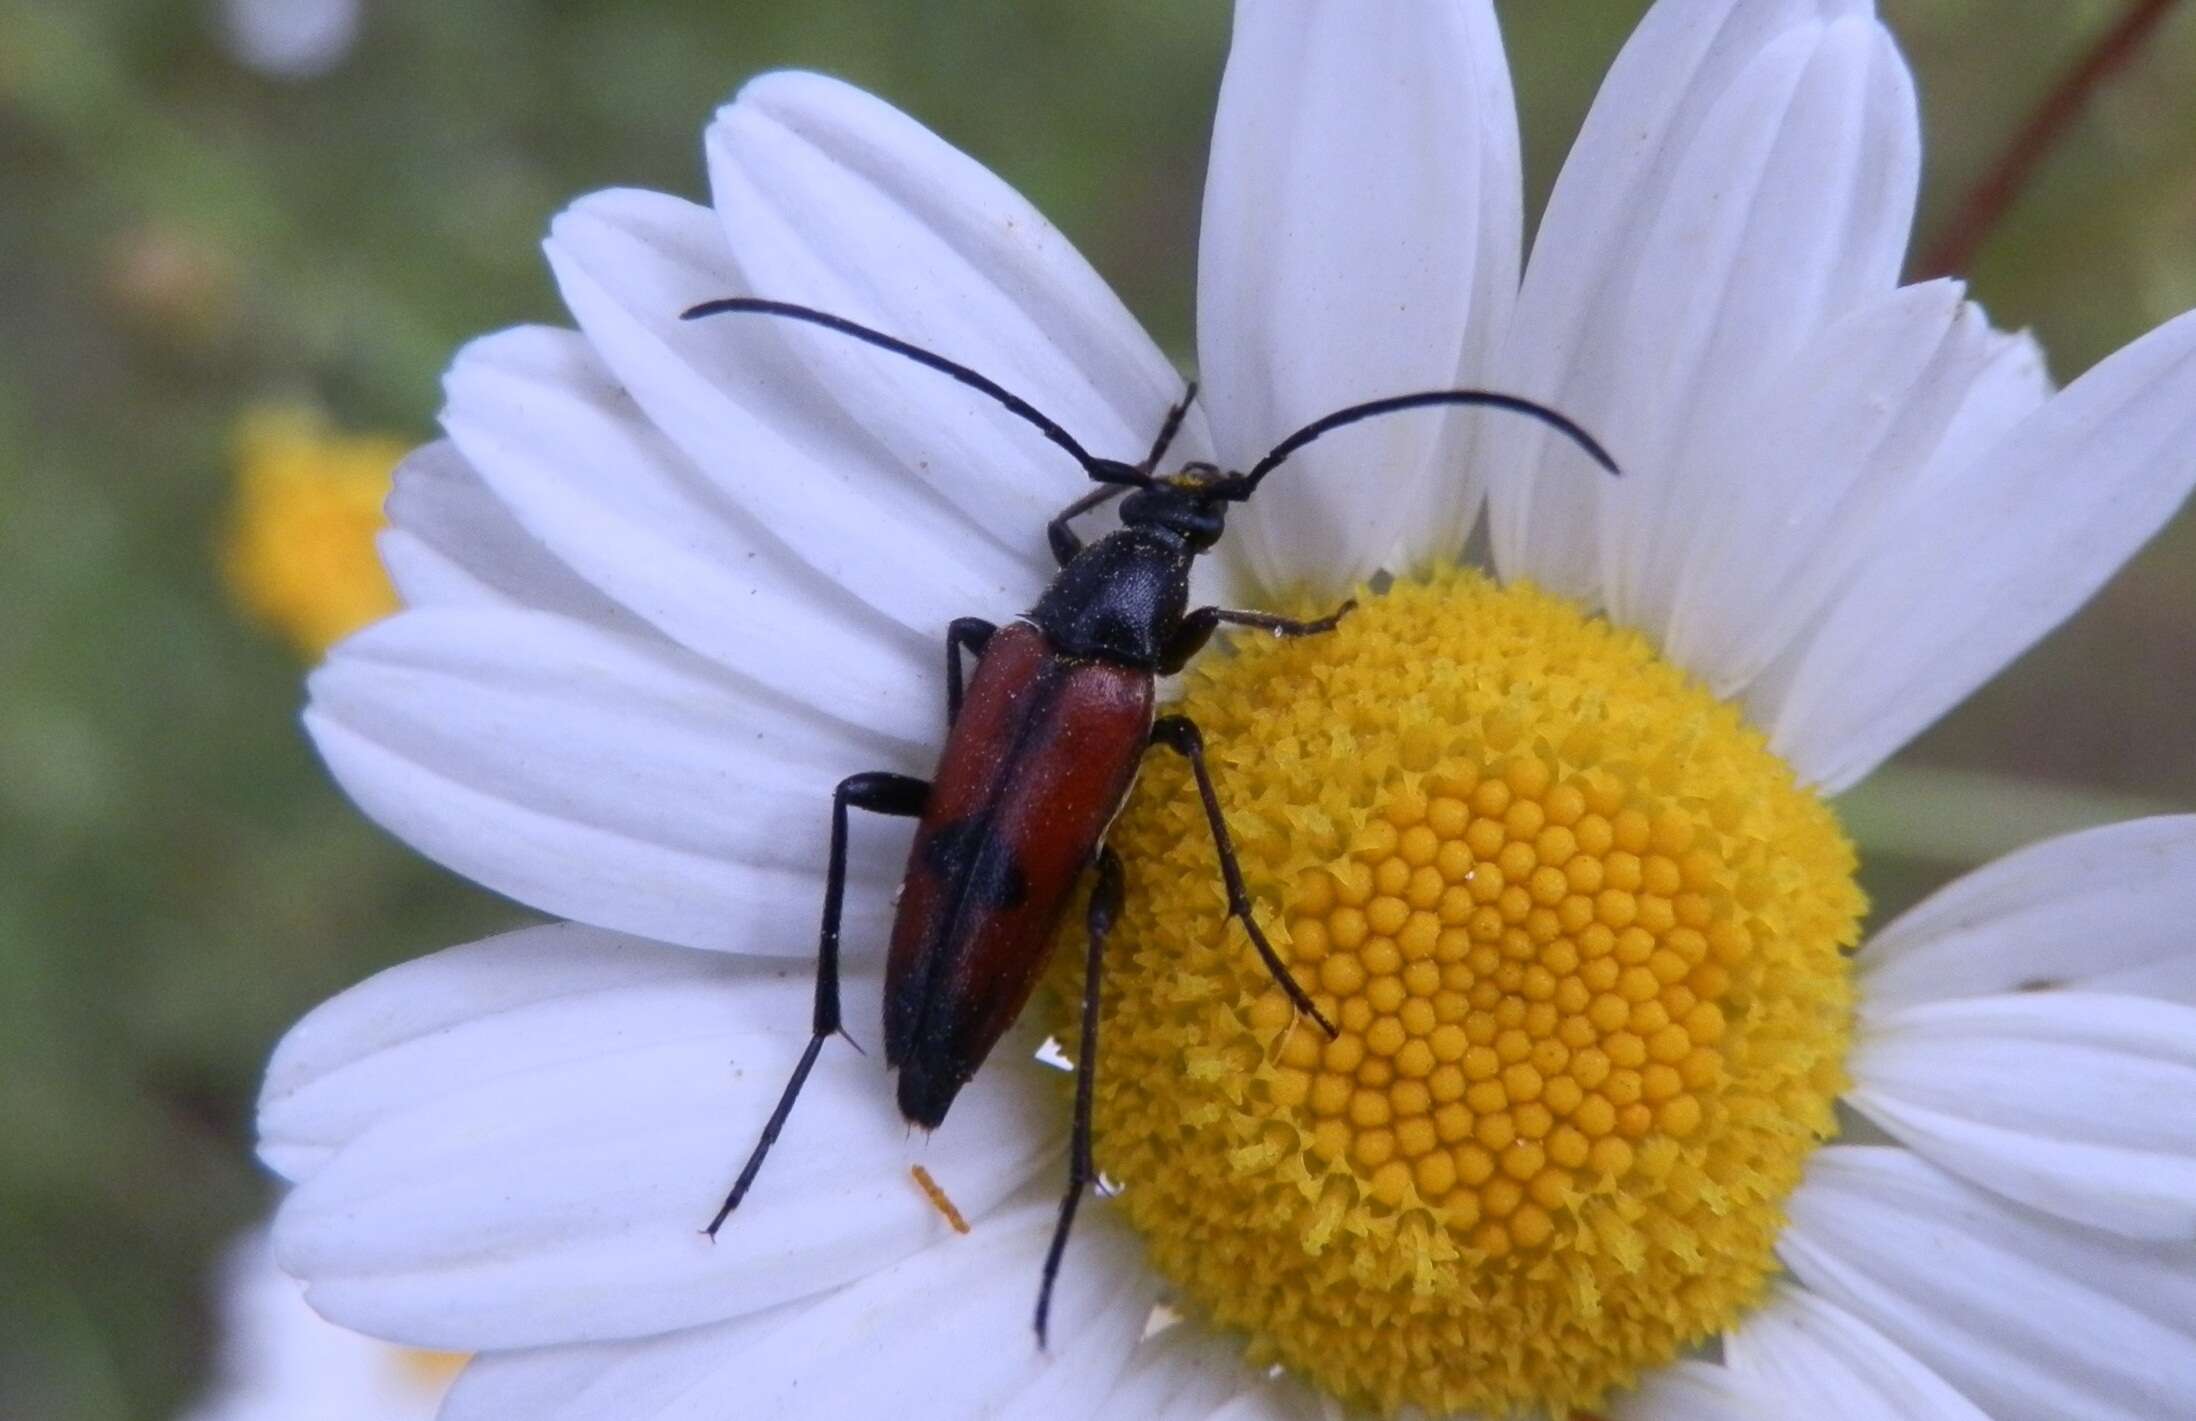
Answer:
top-left (1035, 844), bottom-right (1124, 1348)
top-left (704, 770), bottom-right (929, 1238)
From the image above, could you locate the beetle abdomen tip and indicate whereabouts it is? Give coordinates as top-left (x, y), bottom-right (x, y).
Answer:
top-left (895, 1058), bottom-right (964, 1130)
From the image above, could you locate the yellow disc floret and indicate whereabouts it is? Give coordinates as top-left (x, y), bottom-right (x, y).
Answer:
top-left (1054, 568), bottom-right (1861, 1417)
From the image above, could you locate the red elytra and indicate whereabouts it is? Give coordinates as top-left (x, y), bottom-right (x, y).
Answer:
top-left (886, 622), bottom-right (1153, 1129)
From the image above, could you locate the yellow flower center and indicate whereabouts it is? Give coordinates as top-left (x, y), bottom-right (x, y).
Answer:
top-left (1057, 568), bottom-right (1862, 1417)
top-left (220, 404), bottom-right (404, 660)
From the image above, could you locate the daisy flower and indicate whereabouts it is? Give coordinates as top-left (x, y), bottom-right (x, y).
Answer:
top-left (181, 1228), bottom-right (461, 1421)
top-left (221, 403), bottom-right (403, 661)
top-left (258, 1), bottom-right (2196, 1417)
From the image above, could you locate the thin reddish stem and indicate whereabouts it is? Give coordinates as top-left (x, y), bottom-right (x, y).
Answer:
top-left (1916, 0), bottom-right (2183, 279)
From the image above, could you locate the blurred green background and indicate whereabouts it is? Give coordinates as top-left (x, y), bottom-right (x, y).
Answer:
top-left (1, 1), bottom-right (2190, 1416)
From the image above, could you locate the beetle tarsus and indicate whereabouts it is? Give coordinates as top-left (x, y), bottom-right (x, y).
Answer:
top-left (1036, 845), bottom-right (1125, 1349)
top-left (707, 1032), bottom-right (828, 1236)
top-left (705, 772), bottom-right (929, 1236)
top-left (1299, 598), bottom-right (1357, 634)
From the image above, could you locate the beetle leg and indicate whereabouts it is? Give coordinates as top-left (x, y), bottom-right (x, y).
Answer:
top-left (1157, 600), bottom-right (1356, 676)
top-left (705, 770), bottom-right (930, 1238)
top-left (1136, 380), bottom-right (1197, 475)
top-left (1043, 382), bottom-right (1199, 564)
top-left (1149, 716), bottom-right (1339, 1038)
top-left (945, 617), bottom-right (997, 725)
top-left (1034, 844), bottom-right (1123, 1348)
top-left (1045, 483), bottom-right (1128, 566)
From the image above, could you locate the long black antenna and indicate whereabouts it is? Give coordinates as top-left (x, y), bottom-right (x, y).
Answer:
top-left (1229, 389), bottom-right (1618, 499)
top-left (681, 297), bottom-right (1149, 487)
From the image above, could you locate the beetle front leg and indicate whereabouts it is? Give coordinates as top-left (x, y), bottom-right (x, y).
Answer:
top-left (945, 617), bottom-right (996, 725)
top-left (1044, 382), bottom-right (1200, 565)
top-left (1149, 715), bottom-right (1338, 1037)
top-left (705, 770), bottom-right (930, 1237)
top-left (1045, 484), bottom-right (1128, 566)
top-left (1136, 380), bottom-right (1197, 475)
top-left (1034, 844), bottom-right (1123, 1349)
top-left (1158, 600), bottom-right (1355, 675)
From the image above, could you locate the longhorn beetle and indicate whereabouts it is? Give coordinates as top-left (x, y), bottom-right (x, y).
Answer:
top-left (682, 295), bottom-right (1617, 1343)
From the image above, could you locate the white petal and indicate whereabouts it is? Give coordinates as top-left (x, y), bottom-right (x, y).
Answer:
top-left (182, 1228), bottom-right (453, 1421)
top-left (1780, 1145), bottom-right (2196, 1421)
top-left (440, 1308), bottom-right (789, 1421)
top-left (1197, 0), bottom-right (1520, 595)
top-left (1595, 14), bottom-right (1918, 636)
top-left (437, 1196), bottom-right (1153, 1421)
top-left (1903, 317), bottom-right (2056, 495)
top-left (1092, 1322), bottom-right (1330, 1421)
top-left (307, 606), bottom-right (919, 956)
top-left (1859, 816), bottom-right (2196, 1009)
top-left (441, 323), bottom-right (936, 733)
top-left (378, 440), bottom-right (631, 628)
top-left (1769, 307), bottom-right (2196, 791)
top-left (1738, 311), bottom-right (2052, 726)
top-left (1393, 3), bottom-right (1526, 575)
top-left (1605, 1359), bottom-right (1761, 1421)
top-left (543, 186), bottom-right (1046, 637)
top-left (707, 71), bottom-right (1204, 551)
top-left (1724, 1284), bottom-right (1987, 1420)
top-left (266, 939), bottom-right (1064, 1349)
top-left (260, 923), bottom-right (721, 1182)
top-left (1661, 282), bottom-right (2003, 693)
top-left (1487, 0), bottom-right (1912, 604)
top-left (1849, 992), bottom-right (2196, 1238)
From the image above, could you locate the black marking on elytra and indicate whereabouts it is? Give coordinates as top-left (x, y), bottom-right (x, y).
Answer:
top-left (923, 817), bottom-right (1030, 910)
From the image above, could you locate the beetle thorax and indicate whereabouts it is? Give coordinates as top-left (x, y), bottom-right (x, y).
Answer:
top-left (1027, 526), bottom-right (1194, 668)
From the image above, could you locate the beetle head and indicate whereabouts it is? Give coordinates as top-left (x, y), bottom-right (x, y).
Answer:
top-left (1118, 462), bottom-right (1250, 550)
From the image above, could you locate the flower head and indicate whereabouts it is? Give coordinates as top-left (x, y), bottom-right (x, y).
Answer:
top-left (261, 2), bottom-right (2196, 1416)
top-left (221, 404), bottom-right (402, 660)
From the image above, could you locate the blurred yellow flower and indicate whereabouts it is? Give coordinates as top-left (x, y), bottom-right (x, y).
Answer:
top-left (182, 1229), bottom-right (467, 1421)
top-left (221, 404), bottom-right (404, 659)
